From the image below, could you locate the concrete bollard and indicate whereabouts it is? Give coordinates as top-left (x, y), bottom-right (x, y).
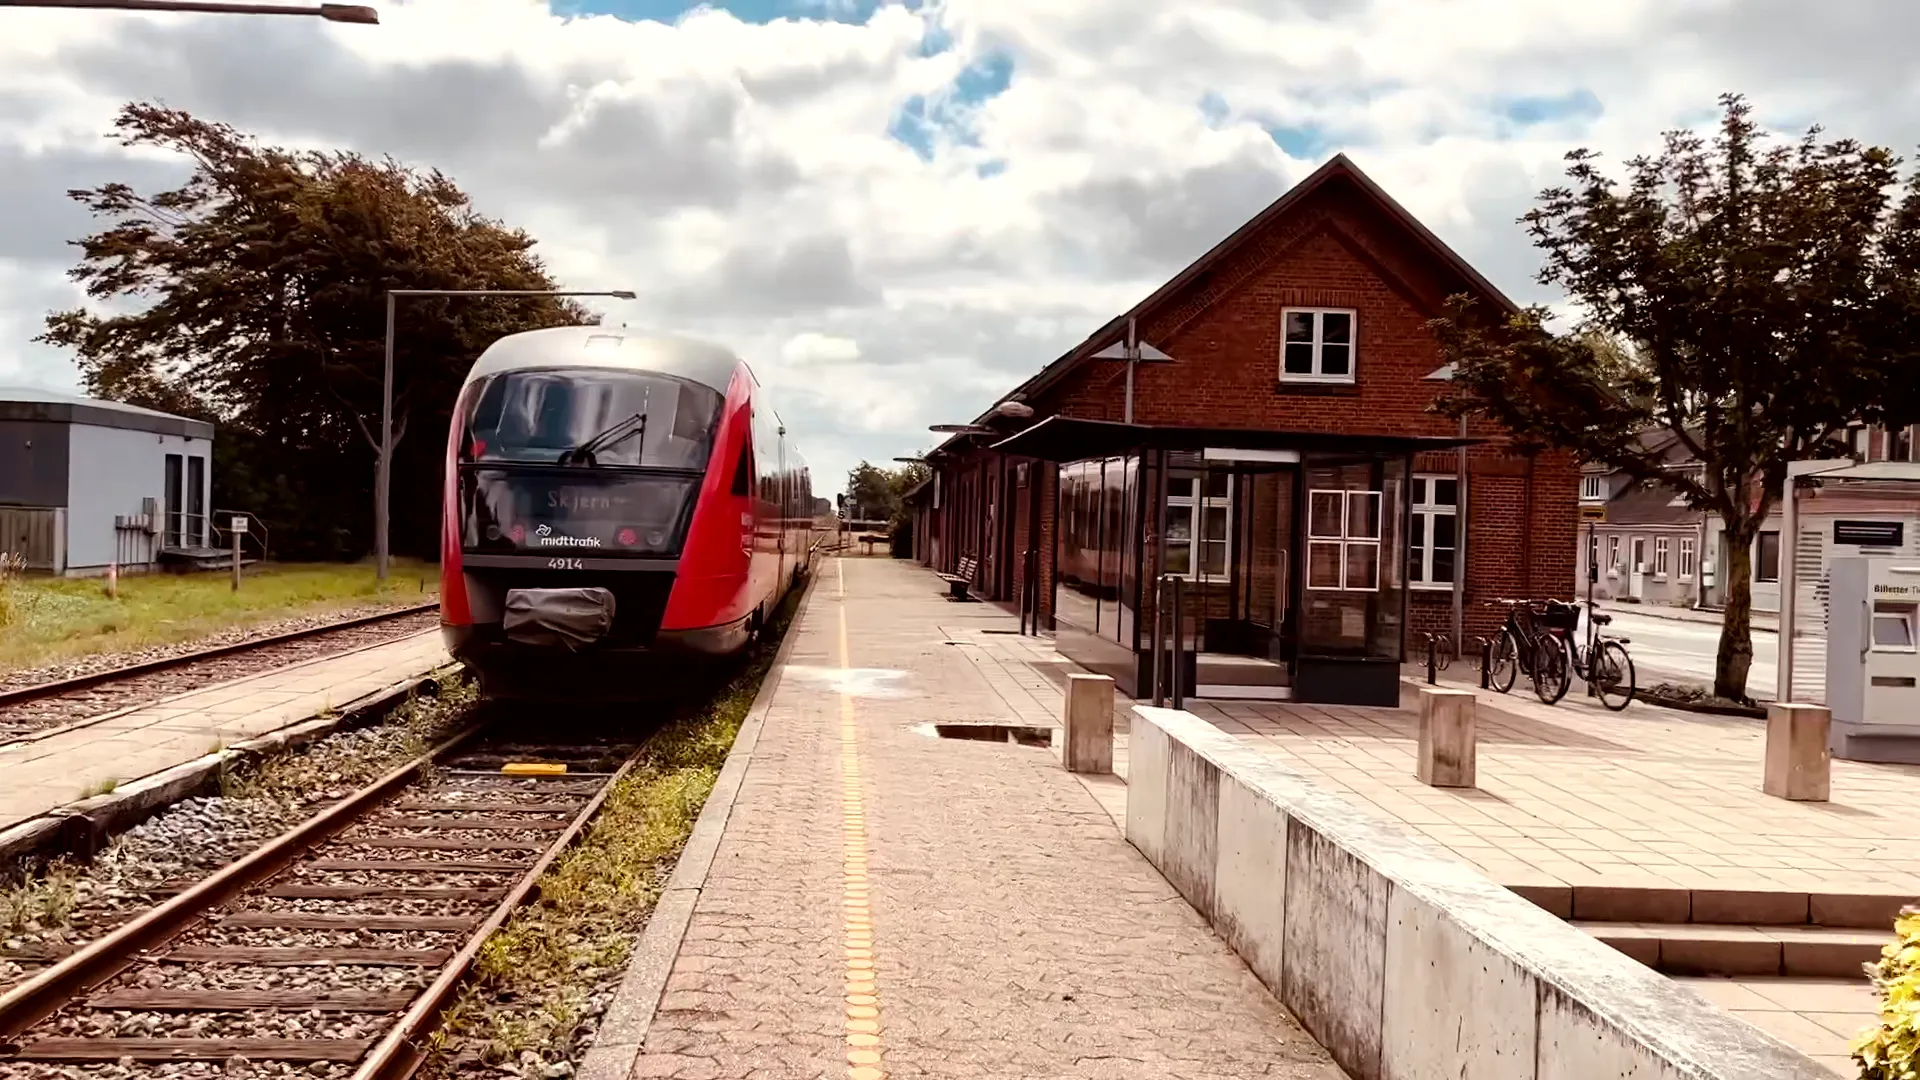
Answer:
top-left (1062, 673), bottom-right (1115, 774)
top-left (1416, 686), bottom-right (1478, 788)
top-left (1763, 703), bottom-right (1832, 801)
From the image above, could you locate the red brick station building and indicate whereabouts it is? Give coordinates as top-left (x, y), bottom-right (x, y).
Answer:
top-left (902, 155), bottom-right (1577, 706)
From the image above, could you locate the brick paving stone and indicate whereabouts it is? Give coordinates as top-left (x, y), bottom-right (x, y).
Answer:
top-left (1155, 680), bottom-right (1920, 899)
top-left (635, 558), bottom-right (1341, 1080)
top-left (0, 631), bottom-right (447, 831)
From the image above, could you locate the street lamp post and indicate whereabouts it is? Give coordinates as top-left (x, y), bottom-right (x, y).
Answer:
top-left (376, 288), bottom-right (637, 581)
top-left (0, 0), bottom-right (380, 21)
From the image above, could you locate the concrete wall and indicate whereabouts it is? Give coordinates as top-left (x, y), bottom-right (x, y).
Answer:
top-left (1126, 705), bottom-right (1835, 1080)
top-left (66, 423), bottom-right (212, 570)
top-left (0, 419), bottom-right (71, 508)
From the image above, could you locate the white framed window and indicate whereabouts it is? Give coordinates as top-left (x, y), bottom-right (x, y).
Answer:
top-left (1587, 533), bottom-right (1600, 575)
top-left (1409, 474), bottom-right (1458, 590)
top-left (1654, 537), bottom-right (1670, 578)
top-left (1280, 308), bottom-right (1357, 383)
top-left (1606, 536), bottom-right (1621, 576)
top-left (1164, 472), bottom-right (1231, 579)
top-left (1307, 488), bottom-right (1382, 592)
top-left (1679, 537), bottom-right (1697, 581)
top-left (1580, 474), bottom-right (1606, 501)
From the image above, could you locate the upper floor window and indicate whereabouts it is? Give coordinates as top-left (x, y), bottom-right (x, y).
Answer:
top-left (1580, 474), bottom-right (1606, 502)
top-left (1280, 308), bottom-right (1356, 384)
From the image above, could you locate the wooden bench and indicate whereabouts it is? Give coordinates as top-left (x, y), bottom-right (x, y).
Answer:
top-left (936, 554), bottom-right (979, 601)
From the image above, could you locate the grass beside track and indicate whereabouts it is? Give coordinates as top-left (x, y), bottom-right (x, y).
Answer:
top-left (423, 586), bottom-right (802, 1075)
top-left (0, 557), bottom-right (439, 674)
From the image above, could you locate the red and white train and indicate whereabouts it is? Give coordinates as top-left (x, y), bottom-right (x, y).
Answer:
top-left (438, 326), bottom-right (817, 697)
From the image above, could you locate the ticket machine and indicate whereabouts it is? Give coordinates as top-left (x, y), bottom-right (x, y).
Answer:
top-left (1826, 556), bottom-right (1920, 764)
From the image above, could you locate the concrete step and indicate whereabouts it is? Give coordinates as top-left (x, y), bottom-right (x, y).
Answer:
top-left (1509, 882), bottom-right (1915, 928)
top-left (1575, 921), bottom-right (1893, 978)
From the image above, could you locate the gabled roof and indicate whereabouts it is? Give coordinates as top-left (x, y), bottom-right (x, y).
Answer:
top-left (1599, 473), bottom-right (1707, 527)
top-left (934, 154), bottom-right (1520, 456)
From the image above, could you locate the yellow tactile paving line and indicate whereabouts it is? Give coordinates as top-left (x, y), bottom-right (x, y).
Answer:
top-left (836, 559), bottom-right (886, 1080)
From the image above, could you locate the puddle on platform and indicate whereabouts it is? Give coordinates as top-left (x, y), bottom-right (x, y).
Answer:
top-left (914, 722), bottom-right (1055, 748)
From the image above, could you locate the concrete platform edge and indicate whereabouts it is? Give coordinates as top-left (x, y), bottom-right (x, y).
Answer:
top-left (578, 573), bottom-right (821, 1080)
top-left (1127, 703), bottom-right (1842, 1080)
top-left (0, 663), bottom-right (459, 872)
top-left (2, 626), bottom-right (444, 751)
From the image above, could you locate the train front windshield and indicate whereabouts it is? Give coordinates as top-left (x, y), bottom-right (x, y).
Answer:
top-left (458, 367), bottom-right (724, 559)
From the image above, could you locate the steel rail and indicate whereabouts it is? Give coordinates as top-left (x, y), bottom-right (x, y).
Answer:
top-left (0, 600), bottom-right (440, 708)
top-left (0, 722), bottom-right (484, 1041)
top-left (355, 751), bottom-right (641, 1079)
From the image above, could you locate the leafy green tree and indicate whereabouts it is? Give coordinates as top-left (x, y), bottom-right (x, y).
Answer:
top-left (844, 462), bottom-right (894, 523)
top-left (1430, 94), bottom-right (1920, 702)
top-left (39, 103), bottom-right (592, 559)
top-left (842, 459), bottom-right (931, 528)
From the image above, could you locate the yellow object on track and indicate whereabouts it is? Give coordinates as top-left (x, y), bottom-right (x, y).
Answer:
top-left (501, 762), bottom-right (568, 776)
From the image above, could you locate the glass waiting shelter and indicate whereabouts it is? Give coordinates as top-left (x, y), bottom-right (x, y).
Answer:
top-left (992, 417), bottom-right (1479, 706)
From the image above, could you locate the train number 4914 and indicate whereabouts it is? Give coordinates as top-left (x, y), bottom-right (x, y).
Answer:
top-left (547, 557), bottom-right (585, 570)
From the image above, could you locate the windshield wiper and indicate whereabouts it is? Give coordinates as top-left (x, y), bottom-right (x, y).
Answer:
top-left (559, 411), bottom-right (647, 466)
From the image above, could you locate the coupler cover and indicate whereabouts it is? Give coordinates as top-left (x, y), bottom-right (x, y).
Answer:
top-left (503, 587), bottom-right (618, 650)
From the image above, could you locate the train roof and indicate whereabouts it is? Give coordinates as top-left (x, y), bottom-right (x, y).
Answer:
top-left (465, 326), bottom-right (746, 396)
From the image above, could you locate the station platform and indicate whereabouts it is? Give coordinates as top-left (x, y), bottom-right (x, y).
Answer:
top-left (588, 556), bottom-right (1342, 1080)
top-left (0, 631), bottom-right (449, 836)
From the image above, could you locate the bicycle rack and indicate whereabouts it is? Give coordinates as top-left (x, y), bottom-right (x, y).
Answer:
top-left (1475, 635), bottom-right (1493, 689)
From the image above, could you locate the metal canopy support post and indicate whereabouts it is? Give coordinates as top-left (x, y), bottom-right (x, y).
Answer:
top-left (1453, 415), bottom-right (1467, 660)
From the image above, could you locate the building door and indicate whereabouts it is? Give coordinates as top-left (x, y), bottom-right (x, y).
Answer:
top-left (164, 453), bottom-right (184, 549)
top-left (187, 455), bottom-right (206, 548)
top-left (1630, 537), bottom-right (1647, 599)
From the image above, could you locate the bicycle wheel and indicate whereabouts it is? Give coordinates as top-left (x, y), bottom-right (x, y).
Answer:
top-left (1532, 635), bottom-right (1571, 704)
top-left (1488, 629), bottom-right (1518, 693)
top-left (1592, 639), bottom-right (1636, 711)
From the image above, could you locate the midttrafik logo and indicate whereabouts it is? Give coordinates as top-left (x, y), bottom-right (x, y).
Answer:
top-left (533, 523), bottom-right (602, 548)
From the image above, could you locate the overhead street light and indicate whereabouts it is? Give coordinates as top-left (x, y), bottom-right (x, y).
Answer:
top-left (376, 288), bottom-right (639, 581)
top-left (0, 0), bottom-right (381, 21)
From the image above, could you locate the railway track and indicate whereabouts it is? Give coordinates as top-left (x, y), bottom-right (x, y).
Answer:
top-left (0, 604), bottom-right (442, 743)
top-left (0, 719), bottom-right (644, 1079)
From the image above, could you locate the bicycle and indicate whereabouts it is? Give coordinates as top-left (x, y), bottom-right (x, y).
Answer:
top-left (1482, 595), bottom-right (1559, 699)
top-left (1542, 603), bottom-right (1637, 712)
top-left (1485, 597), bottom-right (1578, 704)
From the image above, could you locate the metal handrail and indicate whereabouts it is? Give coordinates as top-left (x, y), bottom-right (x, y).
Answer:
top-left (207, 509), bottom-right (270, 562)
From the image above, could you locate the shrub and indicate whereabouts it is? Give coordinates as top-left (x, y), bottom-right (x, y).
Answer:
top-left (1854, 906), bottom-right (1920, 1080)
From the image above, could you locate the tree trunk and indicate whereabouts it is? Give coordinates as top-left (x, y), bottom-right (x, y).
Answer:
top-left (1715, 536), bottom-right (1756, 701)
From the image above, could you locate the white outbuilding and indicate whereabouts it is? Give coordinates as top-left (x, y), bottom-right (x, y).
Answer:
top-left (0, 387), bottom-right (217, 576)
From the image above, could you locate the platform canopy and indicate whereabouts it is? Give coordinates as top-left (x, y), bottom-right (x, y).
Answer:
top-left (986, 415), bottom-right (1480, 462)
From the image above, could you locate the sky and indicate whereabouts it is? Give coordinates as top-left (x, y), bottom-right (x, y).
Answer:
top-left (3, 0), bottom-right (1919, 496)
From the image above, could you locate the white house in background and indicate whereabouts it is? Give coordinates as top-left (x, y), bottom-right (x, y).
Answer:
top-left (0, 387), bottom-right (217, 576)
top-left (1575, 422), bottom-right (1920, 614)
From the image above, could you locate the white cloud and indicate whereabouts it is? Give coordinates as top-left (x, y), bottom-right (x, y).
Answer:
top-left (780, 332), bottom-right (862, 365)
top-left (1, 0), bottom-right (1917, 491)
